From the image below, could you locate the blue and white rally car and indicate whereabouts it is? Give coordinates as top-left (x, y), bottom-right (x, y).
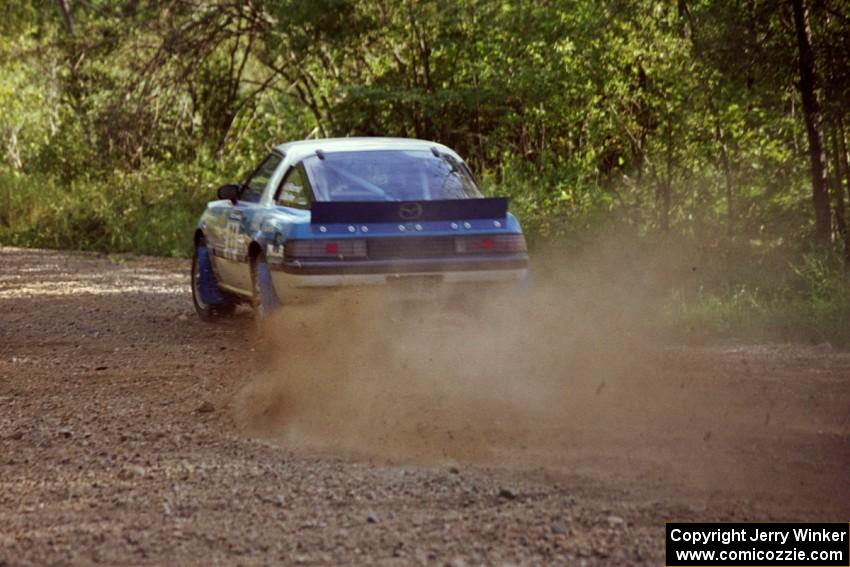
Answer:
top-left (191, 137), bottom-right (529, 320)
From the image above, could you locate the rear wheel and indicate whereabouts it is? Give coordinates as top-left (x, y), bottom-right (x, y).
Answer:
top-left (250, 251), bottom-right (280, 318)
top-left (191, 238), bottom-right (236, 321)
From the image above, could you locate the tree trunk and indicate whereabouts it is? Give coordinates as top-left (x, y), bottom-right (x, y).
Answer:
top-left (830, 125), bottom-right (850, 264)
top-left (56, 0), bottom-right (74, 36)
top-left (679, 0), bottom-right (735, 236)
top-left (838, 116), bottom-right (850, 262)
top-left (658, 120), bottom-right (673, 233)
top-left (712, 112), bottom-right (735, 236)
top-left (791, 0), bottom-right (831, 244)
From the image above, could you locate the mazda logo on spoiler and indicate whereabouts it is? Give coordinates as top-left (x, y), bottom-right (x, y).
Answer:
top-left (398, 202), bottom-right (423, 220)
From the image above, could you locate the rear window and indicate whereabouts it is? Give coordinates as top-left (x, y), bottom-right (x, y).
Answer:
top-left (302, 150), bottom-right (482, 202)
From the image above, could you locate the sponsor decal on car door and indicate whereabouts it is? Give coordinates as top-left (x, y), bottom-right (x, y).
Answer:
top-left (223, 208), bottom-right (244, 260)
top-left (216, 204), bottom-right (254, 292)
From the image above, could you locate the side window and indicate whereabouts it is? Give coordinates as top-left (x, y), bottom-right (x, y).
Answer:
top-left (276, 165), bottom-right (311, 208)
top-left (242, 154), bottom-right (283, 203)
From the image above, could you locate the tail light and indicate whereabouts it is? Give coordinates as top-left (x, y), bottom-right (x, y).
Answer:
top-left (286, 239), bottom-right (367, 259)
top-left (454, 234), bottom-right (527, 254)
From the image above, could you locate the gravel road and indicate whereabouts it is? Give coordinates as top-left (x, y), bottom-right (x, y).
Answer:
top-left (1, 247), bottom-right (848, 566)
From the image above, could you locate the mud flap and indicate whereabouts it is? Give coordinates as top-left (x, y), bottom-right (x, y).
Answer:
top-left (197, 246), bottom-right (231, 305)
top-left (257, 261), bottom-right (280, 311)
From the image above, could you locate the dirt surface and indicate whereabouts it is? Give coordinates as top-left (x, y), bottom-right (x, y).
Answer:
top-left (1, 247), bottom-right (849, 566)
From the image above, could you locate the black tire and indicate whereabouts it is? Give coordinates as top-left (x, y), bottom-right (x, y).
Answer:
top-left (191, 238), bottom-right (236, 321)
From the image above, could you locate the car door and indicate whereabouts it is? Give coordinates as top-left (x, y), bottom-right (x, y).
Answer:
top-left (211, 153), bottom-right (283, 294)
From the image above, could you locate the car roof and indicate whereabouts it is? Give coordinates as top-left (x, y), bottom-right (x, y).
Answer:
top-left (273, 137), bottom-right (463, 163)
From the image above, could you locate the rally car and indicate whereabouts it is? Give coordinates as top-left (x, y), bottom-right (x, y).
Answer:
top-left (191, 137), bottom-right (529, 320)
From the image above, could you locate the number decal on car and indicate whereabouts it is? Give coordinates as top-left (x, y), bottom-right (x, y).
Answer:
top-left (224, 210), bottom-right (243, 259)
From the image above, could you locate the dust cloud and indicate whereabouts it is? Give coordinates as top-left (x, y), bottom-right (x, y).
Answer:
top-left (229, 238), bottom-right (850, 518)
top-left (232, 237), bottom-right (686, 467)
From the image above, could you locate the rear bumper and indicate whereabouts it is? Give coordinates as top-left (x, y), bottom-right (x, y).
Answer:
top-left (272, 268), bottom-right (528, 289)
top-left (269, 254), bottom-right (529, 297)
top-left (271, 254), bottom-right (528, 276)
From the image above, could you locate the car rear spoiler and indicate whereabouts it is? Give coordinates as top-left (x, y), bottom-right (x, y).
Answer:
top-left (310, 198), bottom-right (508, 225)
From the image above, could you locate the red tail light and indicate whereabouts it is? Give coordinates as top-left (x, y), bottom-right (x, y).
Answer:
top-left (286, 240), bottom-right (367, 259)
top-left (454, 234), bottom-right (527, 254)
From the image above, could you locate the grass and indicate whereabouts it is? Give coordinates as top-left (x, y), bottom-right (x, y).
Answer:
top-left (667, 250), bottom-right (850, 347)
top-left (0, 167), bottom-right (216, 257)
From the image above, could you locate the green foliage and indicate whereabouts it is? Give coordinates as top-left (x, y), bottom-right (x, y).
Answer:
top-left (668, 249), bottom-right (850, 347)
top-left (0, 164), bottom-right (224, 257)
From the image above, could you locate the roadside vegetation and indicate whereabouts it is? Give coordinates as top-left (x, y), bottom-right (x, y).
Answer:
top-left (1, 0), bottom-right (849, 345)
top-left (667, 250), bottom-right (850, 346)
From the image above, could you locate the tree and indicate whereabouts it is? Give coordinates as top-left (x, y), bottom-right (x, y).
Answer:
top-left (792, 0), bottom-right (831, 244)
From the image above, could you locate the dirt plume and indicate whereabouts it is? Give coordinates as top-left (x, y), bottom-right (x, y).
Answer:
top-left (229, 238), bottom-right (850, 518)
top-left (232, 240), bottom-right (670, 465)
